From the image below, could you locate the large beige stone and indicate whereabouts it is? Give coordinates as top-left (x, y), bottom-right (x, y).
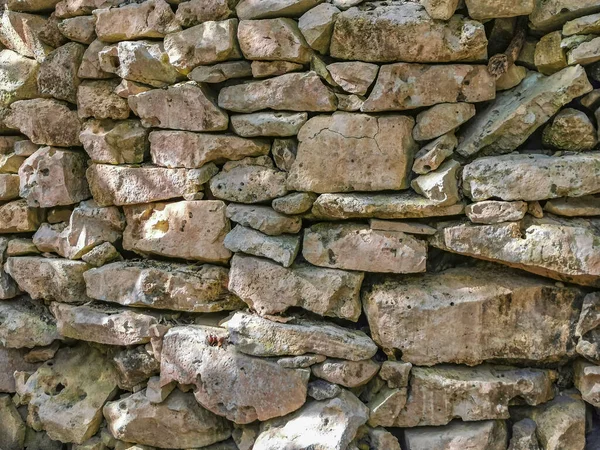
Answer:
top-left (149, 131), bottom-right (269, 169)
top-left (0, 296), bottom-right (59, 348)
top-left (0, 199), bottom-right (44, 233)
top-left (5, 256), bottom-right (91, 302)
top-left (7, 0), bottom-right (59, 12)
top-left (160, 325), bottom-right (310, 424)
top-left (94, 0), bottom-right (180, 42)
top-left (104, 390), bottom-right (232, 448)
top-left (404, 420), bottom-right (508, 450)
top-left (369, 365), bottom-right (555, 427)
top-left (0, 50), bottom-right (39, 107)
top-left (0, 347), bottom-right (40, 392)
top-left (544, 195), bottom-right (600, 216)
top-left (19, 147), bottom-right (90, 208)
top-left (457, 66), bottom-right (592, 157)
top-left (303, 222), bottom-right (427, 273)
top-left (77, 79), bottom-right (130, 120)
top-left (231, 112), bottom-right (307, 137)
top-left (6, 99), bottom-right (82, 147)
top-left (175, 0), bottom-right (236, 28)
top-left (80, 119), bottom-right (149, 165)
top-left (431, 216), bottom-right (600, 287)
top-left (0, 11), bottom-right (52, 61)
top-left (236, 0), bottom-right (323, 19)
top-left (363, 265), bottom-right (584, 366)
top-left (363, 64), bottom-right (495, 112)
top-left (229, 254), bottom-right (362, 320)
top-left (86, 164), bottom-right (208, 206)
top-left (128, 82), bottom-right (228, 131)
top-left (84, 260), bottom-right (242, 312)
top-left (218, 71), bottom-right (336, 113)
top-left (253, 390), bottom-right (369, 450)
top-left (123, 200), bottom-right (232, 263)
top-left (227, 312), bottom-right (378, 361)
top-left (37, 42), bottom-right (85, 104)
top-left (312, 191), bottom-right (465, 219)
top-left (21, 345), bottom-right (118, 444)
top-left (287, 113), bottom-right (416, 193)
top-left (463, 153), bottom-right (600, 202)
top-left (209, 164), bottom-right (288, 203)
top-left (465, 0), bottom-right (533, 19)
top-left (530, 0), bottom-right (600, 32)
top-left (330, 3), bottom-right (487, 63)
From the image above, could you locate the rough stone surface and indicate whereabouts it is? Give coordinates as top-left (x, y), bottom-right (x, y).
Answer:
top-left (298, 3), bottom-right (339, 54)
top-left (411, 160), bottom-right (461, 206)
top-left (413, 103), bottom-right (475, 141)
top-left (38, 42), bottom-right (84, 104)
top-left (236, 0), bottom-right (323, 20)
top-left (0, 296), bottom-right (59, 348)
top-left (0, 11), bottom-right (52, 61)
top-left (404, 420), bottom-right (508, 450)
top-left (80, 119), bottom-right (149, 165)
top-left (175, 0), bottom-right (237, 28)
top-left (0, 199), bottom-right (44, 233)
top-left (231, 112), bottom-right (307, 137)
top-left (77, 79), bottom-right (130, 120)
top-left (312, 359), bottom-right (379, 388)
top-left (544, 195), bottom-right (600, 216)
top-left (225, 224), bottom-right (300, 266)
top-left (530, 0), bottom-right (600, 32)
top-left (466, 200), bottom-right (528, 224)
top-left (210, 164), bottom-right (287, 203)
top-left (0, 49), bottom-right (40, 107)
top-left (188, 60), bottom-right (252, 83)
top-left (225, 203), bottom-right (301, 235)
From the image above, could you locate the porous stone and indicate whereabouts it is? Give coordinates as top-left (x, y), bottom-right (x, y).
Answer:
top-left (210, 164), bottom-right (287, 203)
top-left (272, 192), bottom-right (315, 215)
top-left (534, 31), bottom-right (567, 75)
top-left (218, 71), bottom-right (336, 113)
top-left (224, 225), bottom-right (295, 266)
top-left (0, 394), bottom-right (26, 450)
top-left (160, 325), bottom-right (310, 423)
top-left (0, 50), bottom-right (40, 107)
top-left (298, 3), bottom-right (339, 54)
top-left (363, 64), bottom-right (495, 112)
top-left (78, 39), bottom-right (114, 79)
top-left (37, 42), bottom-right (85, 104)
top-left (21, 345), bottom-right (118, 444)
top-left (57, 16), bottom-right (96, 43)
top-left (303, 222), bottom-right (427, 273)
top-left (104, 390), bottom-right (232, 448)
top-left (225, 203), bottom-right (301, 235)
top-left (543, 108), bottom-right (597, 151)
top-left (287, 112), bottom-right (416, 193)
top-left (6, 99), bottom-right (82, 147)
top-left (188, 61), bottom-right (252, 83)
top-left (330, 3), bottom-right (487, 63)
top-left (465, 200), bottom-right (528, 224)
top-left (0, 11), bottom-right (52, 61)
top-left (175, 0), bottom-right (236, 28)
top-left (412, 132), bottom-right (457, 175)
top-left (0, 296), bottom-right (59, 348)
top-left (94, 0), bottom-right (180, 42)
top-left (0, 173), bottom-right (20, 201)
top-left (420, 0), bottom-right (459, 20)
top-left (0, 200), bottom-right (44, 233)
top-left (369, 220), bottom-right (436, 235)
top-left (112, 345), bottom-right (160, 391)
top-left (404, 420), bottom-right (508, 450)
top-left (544, 195), bottom-right (600, 216)
top-left (413, 103), bottom-right (475, 141)
top-left (227, 312), bottom-right (378, 361)
top-left (457, 65), bottom-right (593, 157)
top-left (508, 419), bottom-right (540, 450)
top-left (164, 19), bottom-right (241, 74)
top-left (231, 112), bottom-right (307, 137)
top-left (128, 82), bottom-right (228, 131)
top-left (411, 160), bottom-right (461, 205)
top-left (236, 0), bottom-right (324, 19)
top-left (250, 60), bottom-right (303, 78)
top-left (312, 359), bottom-right (379, 388)
top-left (307, 379), bottom-right (341, 400)
top-left (80, 119), bottom-right (148, 164)
top-left (80, 241), bottom-right (122, 266)
top-left (123, 200), bottom-right (232, 263)
top-left (150, 131), bottom-right (269, 169)
top-left (85, 260), bottom-right (241, 312)
top-left (530, 0), bottom-right (600, 32)
top-left (77, 79), bottom-right (129, 120)
top-left (363, 265), bottom-right (584, 366)
top-left (253, 390), bottom-right (369, 450)
top-left (5, 256), bottom-right (90, 302)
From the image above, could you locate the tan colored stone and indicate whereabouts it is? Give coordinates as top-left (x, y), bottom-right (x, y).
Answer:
top-left (128, 82), bottom-right (228, 131)
top-left (0, 394), bottom-right (26, 450)
top-left (543, 108), bottom-right (597, 151)
top-left (224, 225), bottom-right (300, 266)
top-left (363, 265), bottom-right (584, 366)
top-left (175, 0), bottom-right (236, 28)
top-left (312, 359), bottom-right (379, 388)
top-left (210, 164), bottom-right (287, 203)
top-left (6, 99), bottom-right (82, 147)
top-left (0, 296), bottom-right (59, 348)
top-left (231, 112), bottom-right (307, 137)
top-left (94, 0), bottom-right (180, 42)
top-left (0, 200), bottom-right (44, 233)
top-left (298, 3), bottom-right (339, 54)
top-left (369, 219), bottom-right (436, 235)
top-left (404, 420), bottom-right (508, 450)
top-left (77, 79), bottom-right (129, 120)
top-left (413, 103), bottom-right (475, 141)
top-left (80, 241), bottom-right (122, 266)
top-left (57, 16), bottom-right (96, 44)
top-left (104, 390), bottom-right (232, 448)
top-left (123, 200), bottom-right (232, 263)
top-left (496, 64), bottom-right (527, 91)
top-left (574, 359), bottom-right (600, 406)
top-left (0, 11), bottom-right (52, 61)
top-left (411, 160), bottom-right (461, 206)
top-left (7, 237), bottom-right (39, 257)
top-left (160, 325), bottom-right (310, 423)
top-left (335, 93), bottom-right (363, 111)
top-left (13, 140), bottom-right (39, 157)
top-left (326, 62), bottom-right (378, 96)
top-left (250, 60), bottom-right (303, 78)
top-left (530, 0), bottom-right (600, 33)
top-left (80, 119), bottom-right (148, 165)
top-left (38, 42), bottom-right (85, 104)
top-left (7, 0), bottom-right (59, 12)
top-left (78, 39), bottom-right (114, 79)
top-left (164, 19), bottom-right (241, 74)
top-left (412, 132), bottom-right (457, 175)
top-left (188, 60), bottom-right (252, 83)
top-left (330, 4), bottom-right (487, 63)
top-left (0, 153), bottom-right (25, 174)
top-left (534, 31), bottom-right (567, 75)
top-left (379, 361), bottom-right (412, 389)
top-left (112, 345), bottom-right (159, 391)
top-left (466, 200), bottom-right (528, 224)
top-left (420, 0), bottom-right (459, 20)
top-left (236, 0), bottom-right (323, 19)
top-left (225, 203), bottom-right (301, 235)
top-left (272, 192), bottom-right (315, 215)
top-left (465, 0), bottom-right (533, 20)
top-left (544, 195), bottom-right (600, 216)
top-left (363, 64), bottom-right (495, 112)
top-left (0, 174), bottom-right (20, 201)
top-left (54, 0), bottom-right (126, 18)
top-left (0, 50), bottom-right (39, 107)
top-left (564, 12), bottom-right (600, 36)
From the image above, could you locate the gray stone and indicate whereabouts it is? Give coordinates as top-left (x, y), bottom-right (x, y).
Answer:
top-left (312, 359), bottom-right (379, 388)
top-left (298, 3), bottom-right (339, 54)
top-left (508, 419), bottom-right (540, 450)
top-left (236, 0), bottom-right (324, 19)
top-left (231, 112), bottom-right (307, 137)
top-left (188, 61), bottom-right (252, 83)
top-left (369, 220), bottom-right (436, 235)
top-left (307, 379), bottom-right (341, 400)
top-left (80, 119), bottom-right (149, 165)
top-left (404, 420), bottom-right (508, 450)
top-left (544, 195), bottom-right (600, 216)
top-left (112, 345), bottom-right (159, 391)
top-left (37, 42), bottom-right (85, 104)
top-left (0, 296), bottom-right (59, 348)
top-left (225, 203), bottom-right (301, 235)
top-left (210, 164), bottom-right (287, 203)
top-left (379, 361), bottom-right (412, 389)
top-left (466, 200), bottom-right (528, 224)
top-left (272, 192), bottom-right (315, 215)
top-left (278, 354), bottom-right (326, 369)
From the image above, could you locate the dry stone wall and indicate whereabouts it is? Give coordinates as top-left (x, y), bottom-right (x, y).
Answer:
top-left (3, 0), bottom-right (600, 449)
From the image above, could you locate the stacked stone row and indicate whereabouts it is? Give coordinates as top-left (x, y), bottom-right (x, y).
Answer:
top-left (1, 0), bottom-right (600, 449)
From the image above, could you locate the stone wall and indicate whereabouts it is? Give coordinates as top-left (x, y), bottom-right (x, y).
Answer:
top-left (2, 0), bottom-right (600, 449)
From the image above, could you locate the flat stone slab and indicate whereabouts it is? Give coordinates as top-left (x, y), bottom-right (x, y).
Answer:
top-left (403, 420), bottom-right (508, 450)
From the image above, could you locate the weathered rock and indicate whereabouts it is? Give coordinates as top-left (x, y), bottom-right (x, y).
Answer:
top-left (225, 225), bottom-right (299, 266)
top-left (0, 347), bottom-right (40, 392)
top-left (0, 296), bottom-right (59, 348)
top-left (7, 237), bottom-right (40, 256)
top-left (123, 200), bottom-right (232, 263)
top-left (99, 40), bottom-right (183, 88)
top-left (86, 164), bottom-right (209, 206)
top-left (404, 420), bottom-right (508, 450)
top-left (542, 108), bottom-right (597, 151)
top-left (236, 0), bottom-right (323, 19)
top-left (303, 222), bottom-right (427, 273)
top-left (21, 345), bottom-right (118, 444)
top-left (231, 112), bottom-right (307, 137)
top-left (370, 365), bottom-right (555, 427)
top-left (51, 302), bottom-right (162, 346)
top-left (112, 345), bottom-right (159, 391)
top-left (330, 3), bottom-right (487, 63)
top-left (272, 192), bottom-right (315, 215)
top-left (411, 160), bottom-right (461, 205)
top-left (80, 119), bottom-right (148, 165)
top-left (466, 200), bottom-right (528, 224)
top-left (19, 147), bottom-right (90, 208)
top-left (57, 16), bottom-right (96, 44)
top-left (38, 42), bottom-right (85, 104)
top-left (307, 379), bottom-right (341, 400)
top-left (253, 390), bottom-right (369, 450)
top-left (363, 265), bottom-right (584, 366)
top-left (104, 390), bottom-right (232, 448)
top-left (54, 0), bottom-right (126, 18)
top-left (497, 64), bottom-right (528, 91)
top-left (0, 50), bottom-right (40, 107)
top-left (128, 82), bottom-right (228, 131)
top-left (412, 132), bottom-right (457, 175)
top-left (175, 0), bottom-right (236, 28)
top-left (145, 376), bottom-right (175, 403)
top-left (574, 359), bottom-right (600, 406)
top-left (530, 0), bottom-right (600, 33)
top-left (160, 325), bottom-right (310, 423)
top-left (431, 216), bottom-right (600, 287)
top-left (298, 3), bottom-right (339, 54)
top-left (566, 36), bottom-right (600, 65)
top-left (312, 359), bottom-right (379, 388)
top-left (218, 72), bottom-right (336, 113)
top-left (363, 64), bottom-right (495, 112)
top-left (0, 152), bottom-right (25, 174)
top-left (6, 256), bottom-right (90, 303)
top-left (544, 195), bottom-right (600, 216)
top-left (229, 254), bottom-right (362, 320)
top-left (463, 153), bottom-right (600, 202)
top-left (0, 394), bottom-right (26, 450)
top-left (413, 103), bottom-right (475, 141)
top-left (13, 139), bottom-right (39, 157)
top-left (39, 12), bottom-right (69, 48)
top-left (85, 260), bottom-right (242, 312)
top-left (210, 164), bottom-right (287, 203)
top-left (188, 60), bottom-right (252, 83)
top-left (465, 0), bottom-right (534, 19)
top-left (508, 419), bottom-right (540, 450)
top-left (80, 241), bottom-right (122, 266)
top-left (0, 173), bottom-right (20, 201)
top-left (457, 66), bottom-right (593, 157)
top-left (150, 131), bottom-right (269, 169)
top-left (78, 39), bottom-right (114, 79)
top-left (0, 200), bottom-right (44, 233)
top-left (227, 312), bottom-right (378, 360)
top-left (325, 62), bottom-right (376, 95)
top-left (369, 220), bottom-right (436, 235)
top-left (225, 203), bottom-right (301, 236)
top-left (164, 19), bottom-right (241, 74)
top-left (6, 0), bottom-right (59, 12)
top-left (6, 99), bottom-right (82, 147)
top-left (94, 0), bottom-right (180, 42)
top-left (287, 113), bottom-right (416, 193)
top-left (420, 0), bottom-right (459, 20)
top-left (77, 79), bottom-right (129, 120)
top-left (250, 60), bottom-right (302, 78)
top-left (0, 11), bottom-right (52, 61)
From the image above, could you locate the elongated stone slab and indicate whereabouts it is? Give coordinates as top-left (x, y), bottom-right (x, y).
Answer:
top-left (330, 3), bottom-right (487, 63)
top-left (363, 265), bottom-right (584, 366)
top-left (236, 0), bottom-right (323, 19)
top-left (225, 203), bottom-right (301, 236)
top-left (530, 0), bottom-right (600, 32)
top-left (403, 420), bottom-right (508, 450)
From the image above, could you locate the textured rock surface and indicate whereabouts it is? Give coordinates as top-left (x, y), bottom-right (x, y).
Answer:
top-left (0, 296), bottom-right (59, 348)
top-left (404, 420), bottom-right (508, 450)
